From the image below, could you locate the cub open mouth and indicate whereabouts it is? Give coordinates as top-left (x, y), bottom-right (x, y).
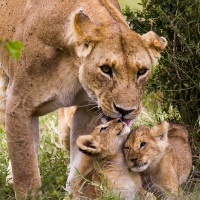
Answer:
top-left (131, 162), bottom-right (148, 172)
top-left (138, 162), bottom-right (148, 167)
top-left (100, 109), bottom-right (132, 126)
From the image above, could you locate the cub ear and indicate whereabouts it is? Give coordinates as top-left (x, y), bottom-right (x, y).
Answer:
top-left (76, 135), bottom-right (100, 156)
top-left (68, 9), bottom-right (99, 58)
top-left (141, 31), bottom-right (167, 65)
top-left (151, 121), bottom-right (170, 142)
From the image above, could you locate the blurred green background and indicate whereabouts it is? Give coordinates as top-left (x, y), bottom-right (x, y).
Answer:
top-left (118, 0), bottom-right (141, 9)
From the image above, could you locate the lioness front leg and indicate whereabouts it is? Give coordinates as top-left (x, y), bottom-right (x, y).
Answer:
top-left (6, 95), bottom-right (41, 198)
top-left (66, 105), bottom-right (101, 195)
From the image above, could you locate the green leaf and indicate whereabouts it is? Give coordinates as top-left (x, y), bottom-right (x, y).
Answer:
top-left (5, 40), bottom-right (23, 60)
top-left (150, 64), bottom-right (157, 79)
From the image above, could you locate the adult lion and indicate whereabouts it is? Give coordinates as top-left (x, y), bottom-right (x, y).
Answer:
top-left (0, 0), bottom-right (167, 198)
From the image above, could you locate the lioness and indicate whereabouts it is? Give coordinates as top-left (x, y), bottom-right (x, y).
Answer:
top-left (76, 119), bottom-right (151, 199)
top-left (123, 121), bottom-right (192, 198)
top-left (0, 0), bottom-right (167, 198)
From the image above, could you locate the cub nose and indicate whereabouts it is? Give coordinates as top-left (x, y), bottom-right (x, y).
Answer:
top-left (130, 158), bottom-right (138, 164)
top-left (117, 118), bottom-right (123, 123)
top-left (114, 103), bottom-right (135, 117)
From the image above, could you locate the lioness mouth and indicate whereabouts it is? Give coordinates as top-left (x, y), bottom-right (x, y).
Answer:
top-left (100, 109), bottom-right (132, 126)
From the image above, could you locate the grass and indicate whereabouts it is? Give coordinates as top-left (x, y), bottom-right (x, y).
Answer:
top-left (0, 128), bottom-right (15, 199)
top-left (0, 108), bottom-right (200, 199)
top-left (0, 113), bottom-right (68, 200)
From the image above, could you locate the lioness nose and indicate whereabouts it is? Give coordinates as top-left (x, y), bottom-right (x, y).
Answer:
top-left (114, 103), bottom-right (135, 117)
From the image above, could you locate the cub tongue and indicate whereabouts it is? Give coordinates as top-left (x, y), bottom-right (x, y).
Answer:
top-left (123, 119), bottom-right (132, 126)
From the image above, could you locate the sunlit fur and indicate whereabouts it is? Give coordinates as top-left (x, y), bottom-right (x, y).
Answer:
top-left (124, 121), bottom-right (192, 197)
top-left (76, 119), bottom-right (145, 199)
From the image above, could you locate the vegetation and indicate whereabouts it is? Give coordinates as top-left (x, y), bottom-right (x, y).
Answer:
top-left (0, 113), bottom-right (68, 200)
top-left (124, 0), bottom-right (200, 197)
top-left (1, 112), bottom-right (200, 199)
top-left (0, 39), bottom-right (23, 60)
top-left (118, 0), bottom-right (141, 10)
top-left (0, 0), bottom-right (199, 199)
top-left (123, 0), bottom-right (200, 167)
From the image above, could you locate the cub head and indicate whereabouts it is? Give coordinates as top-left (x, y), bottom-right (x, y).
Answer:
top-left (123, 121), bottom-right (170, 172)
top-left (68, 10), bottom-right (167, 124)
top-left (76, 119), bottom-right (130, 158)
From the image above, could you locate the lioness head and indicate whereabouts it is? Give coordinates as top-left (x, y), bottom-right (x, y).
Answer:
top-left (68, 10), bottom-right (167, 123)
top-left (77, 119), bottom-right (130, 158)
top-left (123, 121), bottom-right (170, 172)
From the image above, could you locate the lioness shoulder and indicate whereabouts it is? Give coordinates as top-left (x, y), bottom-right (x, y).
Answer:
top-left (123, 121), bottom-right (192, 197)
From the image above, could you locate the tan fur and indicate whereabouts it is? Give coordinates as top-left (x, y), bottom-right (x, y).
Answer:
top-left (123, 121), bottom-right (192, 198)
top-left (76, 119), bottom-right (144, 199)
top-left (0, 66), bottom-right (8, 127)
top-left (0, 0), bottom-right (167, 198)
top-left (58, 106), bottom-right (77, 151)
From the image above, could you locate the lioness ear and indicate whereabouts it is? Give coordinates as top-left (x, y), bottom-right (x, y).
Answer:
top-left (151, 121), bottom-right (170, 141)
top-left (68, 9), bottom-right (99, 58)
top-left (141, 31), bottom-right (167, 65)
top-left (76, 135), bottom-right (100, 155)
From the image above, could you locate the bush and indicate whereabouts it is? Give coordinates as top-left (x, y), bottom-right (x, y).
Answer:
top-left (123, 0), bottom-right (200, 164)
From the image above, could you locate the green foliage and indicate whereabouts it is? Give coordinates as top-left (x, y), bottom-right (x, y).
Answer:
top-left (5, 41), bottom-right (23, 60)
top-left (1, 112), bottom-right (200, 199)
top-left (118, 0), bottom-right (142, 10)
top-left (124, 0), bottom-right (200, 124)
top-left (0, 127), bottom-right (15, 199)
top-left (38, 113), bottom-right (68, 199)
top-left (0, 39), bottom-right (23, 60)
top-left (123, 0), bottom-right (200, 153)
top-left (0, 113), bottom-right (68, 200)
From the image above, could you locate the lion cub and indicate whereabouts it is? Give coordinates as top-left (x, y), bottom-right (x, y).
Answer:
top-left (76, 119), bottom-right (149, 199)
top-left (123, 121), bottom-right (192, 198)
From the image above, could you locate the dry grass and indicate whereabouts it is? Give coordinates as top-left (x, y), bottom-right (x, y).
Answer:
top-left (0, 111), bottom-right (200, 199)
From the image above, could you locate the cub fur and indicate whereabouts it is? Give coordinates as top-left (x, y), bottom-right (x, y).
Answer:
top-left (76, 119), bottom-right (145, 199)
top-left (58, 106), bottom-right (77, 150)
top-left (123, 121), bottom-right (192, 197)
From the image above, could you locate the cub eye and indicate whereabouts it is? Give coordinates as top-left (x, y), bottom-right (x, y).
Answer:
top-left (137, 68), bottom-right (147, 78)
top-left (140, 142), bottom-right (146, 148)
top-left (100, 126), bottom-right (108, 132)
top-left (124, 146), bottom-right (130, 151)
top-left (100, 65), bottom-right (113, 77)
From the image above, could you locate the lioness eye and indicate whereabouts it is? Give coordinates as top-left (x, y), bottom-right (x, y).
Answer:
top-left (100, 126), bottom-right (108, 132)
top-left (137, 68), bottom-right (147, 78)
top-left (124, 146), bottom-right (130, 151)
top-left (100, 65), bottom-right (113, 77)
top-left (140, 142), bottom-right (146, 148)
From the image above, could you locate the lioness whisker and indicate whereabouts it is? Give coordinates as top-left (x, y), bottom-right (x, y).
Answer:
top-left (93, 109), bottom-right (101, 114)
top-left (85, 98), bottom-right (98, 104)
top-left (77, 103), bottom-right (97, 108)
top-left (87, 106), bottom-right (99, 112)
top-left (88, 113), bottom-right (103, 127)
top-left (94, 113), bottom-right (104, 123)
